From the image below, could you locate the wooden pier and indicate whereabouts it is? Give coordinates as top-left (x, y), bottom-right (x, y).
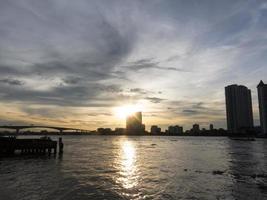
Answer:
top-left (0, 136), bottom-right (63, 156)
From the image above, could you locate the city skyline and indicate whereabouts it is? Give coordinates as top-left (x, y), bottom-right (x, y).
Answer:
top-left (0, 82), bottom-right (266, 132)
top-left (0, 0), bottom-right (267, 130)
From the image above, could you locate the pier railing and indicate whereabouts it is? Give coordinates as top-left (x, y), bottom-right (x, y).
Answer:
top-left (0, 137), bottom-right (62, 156)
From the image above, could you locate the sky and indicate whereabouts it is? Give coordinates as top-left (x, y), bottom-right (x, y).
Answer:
top-left (0, 0), bottom-right (267, 131)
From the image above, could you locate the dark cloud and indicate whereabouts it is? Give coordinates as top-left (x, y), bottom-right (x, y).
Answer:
top-left (166, 55), bottom-right (181, 62)
top-left (0, 0), bottom-right (139, 109)
top-left (87, 113), bottom-right (112, 117)
top-left (0, 78), bottom-right (24, 86)
top-left (130, 88), bottom-right (148, 94)
top-left (0, 65), bottom-right (25, 76)
top-left (192, 102), bottom-right (205, 110)
top-left (62, 76), bottom-right (81, 85)
top-left (164, 100), bottom-right (225, 118)
top-left (0, 0), bottom-right (141, 109)
top-left (127, 88), bottom-right (166, 103)
top-left (145, 97), bottom-right (165, 103)
top-left (121, 58), bottom-right (185, 72)
top-left (183, 109), bottom-right (200, 115)
top-left (0, 82), bottom-right (124, 107)
top-left (21, 107), bottom-right (62, 118)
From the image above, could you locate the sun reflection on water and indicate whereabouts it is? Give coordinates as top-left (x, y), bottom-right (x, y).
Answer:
top-left (116, 139), bottom-right (139, 190)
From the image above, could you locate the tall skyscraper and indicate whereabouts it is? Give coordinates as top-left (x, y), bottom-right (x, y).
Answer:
top-left (126, 112), bottom-right (145, 134)
top-left (225, 84), bottom-right (254, 134)
top-left (257, 80), bottom-right (267, 135)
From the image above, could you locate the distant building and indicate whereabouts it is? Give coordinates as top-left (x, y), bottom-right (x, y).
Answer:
top-left (151, 125), bottom-right (161, 134)
top-left (225, 84), bottom-right (254, 134)
top-left (141, 124), bottom-right (146, 132)
top-left (192, 124), bottom-right (200, 133)
top-left (168, 125), bottom-right (183, 135)
top-left (97, 128), bottom-right (112, 134)
top-left (257, 80), bottom-right (267, 135)
top-left (97, 128), bottom-right (104, 133)
top-left (115, 128), bottom-right (125, 135)
top-left (126, 112), bottom-right (145, 134)
top-left (209, 124), bottom-right (214, 131)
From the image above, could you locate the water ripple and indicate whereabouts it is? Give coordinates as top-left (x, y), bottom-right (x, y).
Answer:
top-left (1, 136), bottom-right (267, 200)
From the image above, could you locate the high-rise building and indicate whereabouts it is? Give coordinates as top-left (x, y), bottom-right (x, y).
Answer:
top-left (126, 112), bottom-right (145, 134)
top-left (225, 84), bottom-right (254, 134)
top-left (257, 80), bottom-right (267, 135)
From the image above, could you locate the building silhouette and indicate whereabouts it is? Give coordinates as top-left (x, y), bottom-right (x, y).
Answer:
top-left (126, 112), bottom-right (145, 134)
top-left (257, 80), bottom-right (267, 135)
top-left (115, 128), bottom-right (126, 135)
top-left (168, 125), bottom-right (183, 135)
top-left (225, 84), bottom-right (254, 134)
top-left (192, 124), bottom-right (200, 133)
top-left (209, 124), bottom-right (214, 131)
top-left (151, 125), bottom-right (161, 134)
top-left (97, 128), bottom-right (112, 134)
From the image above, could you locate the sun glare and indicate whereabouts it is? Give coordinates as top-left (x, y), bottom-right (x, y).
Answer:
top-left (114, 104), bottom-right (143, 119)
top-left (116, 140), bottom-right (138, 189)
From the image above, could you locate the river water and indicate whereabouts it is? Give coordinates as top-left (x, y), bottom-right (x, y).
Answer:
top-left (1, 136), bottom-right (267, 200)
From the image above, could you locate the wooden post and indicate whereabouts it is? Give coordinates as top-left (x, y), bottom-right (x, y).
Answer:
top-left (59, 137), bottom-right (63, 154)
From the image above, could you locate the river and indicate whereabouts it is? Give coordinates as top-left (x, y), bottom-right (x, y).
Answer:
top-left (1, 136), bottom-right (267, 200)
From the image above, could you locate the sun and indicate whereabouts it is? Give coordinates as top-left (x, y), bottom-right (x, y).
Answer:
top-left (114, 104), bottom-right (143, 119)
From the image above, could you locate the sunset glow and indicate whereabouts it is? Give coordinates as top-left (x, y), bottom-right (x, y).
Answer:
top-left (114, 104), bottom-right (143, 119)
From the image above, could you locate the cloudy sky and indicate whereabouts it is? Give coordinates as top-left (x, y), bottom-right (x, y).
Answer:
top-left (0, 0), bottom-right (267, 131)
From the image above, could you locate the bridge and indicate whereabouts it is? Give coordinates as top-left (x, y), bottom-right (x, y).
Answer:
top-left (0, 125), bottom-right (90, 134)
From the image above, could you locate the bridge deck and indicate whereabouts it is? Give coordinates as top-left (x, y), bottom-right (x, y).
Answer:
top-left (0, 125), bottom-right (89, 133)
